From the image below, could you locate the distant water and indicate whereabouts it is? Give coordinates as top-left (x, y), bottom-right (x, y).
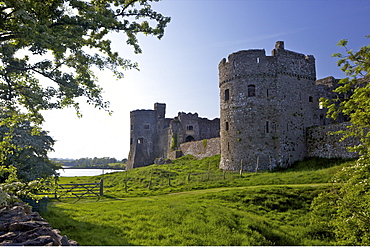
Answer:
top-left (58, 168), bottom-right (124, 177)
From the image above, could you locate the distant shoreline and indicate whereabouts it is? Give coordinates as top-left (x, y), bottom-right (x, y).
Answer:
top-left (60, 167), bottom-right (125, 170)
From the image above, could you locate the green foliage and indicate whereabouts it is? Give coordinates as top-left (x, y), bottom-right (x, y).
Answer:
top-left (0, 188), bottom-right (10, 207)
top-left (321, 35), bottom-right (370, 157)
top-left (202, 139), bottom-right (207, 148)
top-left (312, 37), bottom-right (370, 245)
top-left (54, 157), bottom-right (125, 169)
top-left (310, 158), bottom-right (370, 245)
top-left (171, 134), bottom-right (178, 150)
top-left (0, 109), bottom-right (59, 183)
top-left (0, 0), bottom-right (170, 117)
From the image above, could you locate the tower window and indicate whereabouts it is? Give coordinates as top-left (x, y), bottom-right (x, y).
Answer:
top-left (309, 96), bottom-right (313, 102)
top-left (187, 125), bottom-right (194, 131)
top-left (138, 138), bottom-right (144, 144)
top-left (224, 89), bottom-right (230, 101)
top-left (257, 57), bottom-right (260, 63)
top-left (248, 85), bottom-right (256, 97)
top-left (131, 125), bottom-right (133, 130)
top-left (225, 122), bottom-right (229, 131)
top-left (266, 121), bottom-right (269, 133)
top-left (144, 124), bottom-right (150, 130)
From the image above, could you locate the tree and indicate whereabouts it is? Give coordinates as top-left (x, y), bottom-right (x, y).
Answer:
top-left (0, 0), bottom-right (170, 119)
top-left (0, 108), bottom-right (59, 183)
top-left (321, 35), bottom-right (370, 157)
top-left (311, 36), bottom-right (370, 245)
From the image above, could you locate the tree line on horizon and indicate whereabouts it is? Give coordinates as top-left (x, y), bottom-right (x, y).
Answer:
top-left (52, 157), bottom-right (127, 169)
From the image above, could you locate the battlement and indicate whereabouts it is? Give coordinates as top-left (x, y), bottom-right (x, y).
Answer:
top-left (219, 41), bottom-right (316, 86)
top-left (178, 112), bottom-right (199, 121)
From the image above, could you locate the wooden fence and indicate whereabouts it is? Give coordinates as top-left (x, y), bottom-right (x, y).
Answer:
top-left (40, 179), bottom-right (103, 199)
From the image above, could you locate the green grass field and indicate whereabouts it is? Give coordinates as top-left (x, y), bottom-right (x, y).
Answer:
top-left (41, 155), bottom-right (353, 245)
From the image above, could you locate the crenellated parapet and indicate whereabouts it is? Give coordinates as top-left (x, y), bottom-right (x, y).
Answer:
top-left (219, 41), bottom-right (316, 88)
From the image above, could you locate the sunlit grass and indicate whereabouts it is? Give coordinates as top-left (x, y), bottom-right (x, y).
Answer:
top-left (42, 156), bottom-right (354, 245)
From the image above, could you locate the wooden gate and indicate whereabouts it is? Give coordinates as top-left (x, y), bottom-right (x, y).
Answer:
top-left (43, 179), bottom-right (104, 199)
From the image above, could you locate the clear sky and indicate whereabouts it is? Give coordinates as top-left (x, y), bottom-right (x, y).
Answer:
top-left (42, 0), bottom-right (370, 160)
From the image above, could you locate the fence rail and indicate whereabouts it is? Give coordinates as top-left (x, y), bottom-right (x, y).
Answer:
top-left (39, 179), bottom-right (103, 199)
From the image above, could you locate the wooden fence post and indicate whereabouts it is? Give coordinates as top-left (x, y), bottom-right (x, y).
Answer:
top-left (99, 179), bottom-right (104, 196)
top-left (239, 159), bottom-right (243, 177)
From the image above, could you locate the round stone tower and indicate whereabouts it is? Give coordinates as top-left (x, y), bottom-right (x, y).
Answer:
top-left (219, 41), bottom-right (317, 171)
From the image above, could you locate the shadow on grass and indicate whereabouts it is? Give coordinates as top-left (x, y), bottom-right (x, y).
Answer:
top-left (41, 206), bottom-right (133, 246)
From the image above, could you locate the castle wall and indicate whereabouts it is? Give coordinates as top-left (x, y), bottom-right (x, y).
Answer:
top-left (179, 137), bottom-right (220, 159)
top-left (307, 122), bottom-right (359, 159)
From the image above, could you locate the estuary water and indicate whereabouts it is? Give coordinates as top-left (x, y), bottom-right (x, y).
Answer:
top-left (57, 168), bottom-right (124, 177)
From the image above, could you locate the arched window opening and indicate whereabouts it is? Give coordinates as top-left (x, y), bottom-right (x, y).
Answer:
top-left (185, 135), bottom-right (195, 142)
top-left (225, 122), bottom-right (229, 131)
top-left (309, 96), bottom-right (313, 102)
top-left (248, 85), bottom-right (256, 97)
top-left (224, 89), bottom-right (230, 101)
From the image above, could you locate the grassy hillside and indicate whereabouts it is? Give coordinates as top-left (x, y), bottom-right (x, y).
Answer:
top-left (42, 156), bottom-right (353, 245)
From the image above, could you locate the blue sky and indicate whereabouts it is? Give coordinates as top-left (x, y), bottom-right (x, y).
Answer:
top-left (43, 0), bottom-right (370, 160)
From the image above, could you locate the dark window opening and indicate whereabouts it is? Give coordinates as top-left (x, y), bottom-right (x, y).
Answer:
top-left (144, 124), bottom-right (150, 130)
top-left (187, 125), bottom-right (194, 131)
top-left (266, 89), bottom-right (269, 97)
top-left (224, 89), bottom-right (230, 101)
top-left (185, 135), bottom-right (195, 142)
top-left (130, 138), bottom-right (133, 145)
top-left (266, 121), bottom-right (269, 133)
top-left (130, 125), bottom-right (133, 130)
top-left (309, 96), bottom-right (313, 102)
top-left (138, 138), bottom-right (144, 144)
top-left (248, 85), bottom-right (256, 97)
top-left (225, 122), bottom-right (229, 131)
top-left (227, 142), bottom-right (230, 151)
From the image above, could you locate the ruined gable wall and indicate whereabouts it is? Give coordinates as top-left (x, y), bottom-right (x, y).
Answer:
top-left (198, 118), bottom-right (220, 140)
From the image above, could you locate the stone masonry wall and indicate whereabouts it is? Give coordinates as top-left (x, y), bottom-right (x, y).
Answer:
top-left (179, 137), bottom-right (220, 160)
top-left (0, 201), bottom-right (77, 246)
top-left (307, 122), bottom-right (359, 159)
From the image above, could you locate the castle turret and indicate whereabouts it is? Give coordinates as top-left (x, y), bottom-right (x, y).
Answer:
top-left (219, 41), bottom-right (317, 171)
top-left (127, 103), bottom-right (167, 169)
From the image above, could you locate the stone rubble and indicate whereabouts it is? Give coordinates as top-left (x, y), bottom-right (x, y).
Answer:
top-left (0, 202), bottom-right (77, 246)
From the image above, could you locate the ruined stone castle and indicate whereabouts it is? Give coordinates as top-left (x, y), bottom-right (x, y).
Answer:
top-left (127, 41), bottom-right (357, 170)
top-left (127, 103), bottom-right (220, 169)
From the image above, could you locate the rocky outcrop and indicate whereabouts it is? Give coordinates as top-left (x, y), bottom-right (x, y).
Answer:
top-left (0, 202), bottom-right (77, 246)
